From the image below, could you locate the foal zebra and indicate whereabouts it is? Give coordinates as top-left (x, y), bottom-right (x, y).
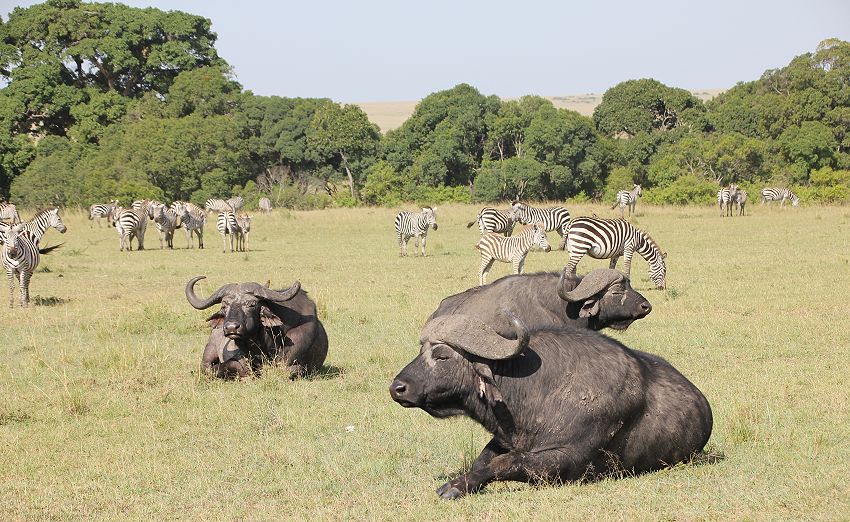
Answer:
top-left (761, 187), bottom-right (799, 207)
top-left (1, 208), bottom-right (67, 307)
top-left (236, 214), bottom-right (251, 252)
top-left (151, 204), bottom-right (179, 249)
top-left (734, 190), bottom-right (748, 216)
top-left (475, 222), bottom-right (551, 286)
top-left (111, 206), bottom-right (148, 251)
top-left (89, 201), bottom-right (118, 227)
top-left (510, 201), bottom-right (571, 249)
top-left (718, 184), bottom-right (739, 217)
top-left (395, 207), bottom-right (438, 257)
top-left (0, 202), bottom-right (21, 224)
top-left (259, 197), bottom-right (273, 213)
top-left (175, 204), bottom-right (205, 249)
top-left (466, 207), bottom-right (516, 236)
top-left (565, 217), bottom-right (667, 290)
top-left (611, 184), bottom-right (642, 218)
top-left (217, 210), bottom-right (240, 253)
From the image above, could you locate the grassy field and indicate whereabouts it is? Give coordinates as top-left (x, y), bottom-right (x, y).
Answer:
top-left (1, 202), bottom-right (849, 520)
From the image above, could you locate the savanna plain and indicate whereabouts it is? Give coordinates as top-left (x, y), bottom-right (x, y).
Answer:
top-left (1, 203), bottom-right (849, 520)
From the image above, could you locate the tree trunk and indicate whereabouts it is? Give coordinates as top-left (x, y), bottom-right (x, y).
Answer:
top-left (339, 151), bottom-right (357, 201)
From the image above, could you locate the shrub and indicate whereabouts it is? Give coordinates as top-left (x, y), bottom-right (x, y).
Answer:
top-left (644, 175), bottom-right (718, 205)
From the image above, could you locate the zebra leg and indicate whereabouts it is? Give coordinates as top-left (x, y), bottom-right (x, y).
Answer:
top-left (480, 257), bottom-right (495, 286)
top-left (7, 269), bottom-right (15, 308)
top-left (566, 253), bottom-right (583, 278)
top-left (413, 234), bottom-right (421, 257)
top-left (398, 235), bottom-right (405, 257)
top-left (609, 256), bottom-right (620, 270)
top-left (185, 228), bottom-right (192, 249)
top-left (198, 229), bottom-right (204, 249)
top-left (19, 269), bottom-right (31, 307)
top-left (421, 235), bottom-right (427, 257)
top-left (515, 254), bottom-right (527, 275)
top-left (622, 247), bottom-right (635, 277)
top-left (222, 232), bottom-right (227, 253)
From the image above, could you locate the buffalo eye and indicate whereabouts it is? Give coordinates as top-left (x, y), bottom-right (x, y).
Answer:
top-left (431, 344), bottom-right (455, 361)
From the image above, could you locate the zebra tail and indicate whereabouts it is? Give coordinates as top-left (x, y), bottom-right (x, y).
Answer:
top-left (39, 243), bottom-right (64, 255)
top-left (610, 202), bottom-right (618, 210)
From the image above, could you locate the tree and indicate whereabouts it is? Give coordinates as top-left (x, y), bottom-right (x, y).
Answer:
top-left (307, 104), bottom-right (381, 200)
top-left (594, 79), bottom-right (707, 137)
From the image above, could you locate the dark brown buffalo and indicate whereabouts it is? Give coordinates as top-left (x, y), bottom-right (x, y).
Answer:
top-left (429, 268), bottom-right (652, 334)
top-left (186, 276), bottom-right (328, 379)
top-left (390, 312), bottom-right (712, 499)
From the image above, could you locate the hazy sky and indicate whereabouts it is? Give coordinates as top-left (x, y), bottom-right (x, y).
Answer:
top-left (3, 0), bottom-right (849, 102)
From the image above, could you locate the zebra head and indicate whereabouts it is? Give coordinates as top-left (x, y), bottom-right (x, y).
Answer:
top-left (44, 208), bottom-right (68, 234)
top-left (510, 201), bottom-right (529, 224)
top-left (791, 192), bottom-right (800, 207)
top-left (633, 184), bottom-right (642, 197)
top-left (532, 222), bottom-right (551, 252)
top-left (650, 252), bottom-right (667, 290)
top-left (422, 207), bottom-right (438, 230)
top-left (2, 223), bottom-right (25, 258)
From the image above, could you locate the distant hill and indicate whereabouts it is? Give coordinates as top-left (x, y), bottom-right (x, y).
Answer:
top-left (355, 89), bottom-right (725, 133)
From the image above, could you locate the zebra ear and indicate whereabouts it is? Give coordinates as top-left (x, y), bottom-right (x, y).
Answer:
top-left (662, 252), bottom-right (668, 259)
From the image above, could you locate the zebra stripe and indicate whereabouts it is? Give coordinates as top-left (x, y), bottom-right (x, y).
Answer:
top-left (205, 198), bottom-right (233, 213)
top-left (227, 196), bottom-right (244, 212)
top-left (761, 187), bottom-right (799, 207)
top-left (113, 207), bottom-right (148, 251)
top-left (89, 201), bottom-right (118, 228)
top-left (510, 202), bottom-right (571, 249)
top-left (467, 207), bottom-right (516, 236)
top-left (717, 184), bottom-right (739, 217)
top-left (217, 210), bottom-right (240, 252)
top-left (0, 202), bottom-right (21, 224)
top-left (259, 197), bottom-right (273, 213)
top-left (566, 217), bottom-right (667, 290)
top-left (476, 223), bottom-right (551, 286)
top-left (610, 184), bottom-right (642, 217)
top-left (236, 214), bottom-right (251, 252)
top-left (151, 204), bottom-right (179, 249)
top-left (394, 207), bottom-right (438, 257)
top-left (176, 205), bottom-right (205, 249)
top-left (1, 210), bottom-right (66, 307)
top-left (734, 190), bottom-right (748, 216)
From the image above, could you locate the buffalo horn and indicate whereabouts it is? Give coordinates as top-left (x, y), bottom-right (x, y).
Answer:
top-left (559, 268), bottom-right (624, 302)
top-left (421, 311), bottom-right (528, 360)
top-left (185, 276), bottom-right (235, 310)
top-left (252, 281), bottom-right (301, 302)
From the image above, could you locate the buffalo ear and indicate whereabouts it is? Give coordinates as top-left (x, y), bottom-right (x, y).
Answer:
top-left (260, 305), bottom-right (283, 327)
top-left (566, 297), bottom-right (601, 319)
top-left (472, 362), bottom-right (503, 404)
top-left (207, 311), bottom-right (224, 328)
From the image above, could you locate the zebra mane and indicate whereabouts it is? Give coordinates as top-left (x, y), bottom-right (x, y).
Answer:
top-left (29, 207), bottom-right (58, 221)
top-left (636, 226), bottom-right (663, 255)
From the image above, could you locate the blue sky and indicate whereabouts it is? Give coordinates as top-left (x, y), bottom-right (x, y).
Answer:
top-left (3, 0), bottom-right (849, 102)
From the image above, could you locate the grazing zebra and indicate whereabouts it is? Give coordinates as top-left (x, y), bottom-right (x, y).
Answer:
top-left (89, 201), bottom-right (119, 227)
top-left (151, 204), bottom-right (179, 249)
top-left (611, 184), bottom-right (642, 218)
top-left (0, 202), bottom-right (21, 224)
top-left (1, 209), bottom-right (66, 307)
top-left (259, 197), bottom-right (273, 213)
top-left (475, 222), bottom-right (552, 286)
top-left (466, 207), bottom-right (516, 236)
top-left (227, 196), bottom-right (244, 212)
top-left (510, 201), bottom-right (571, 249)
top-left (565, 217), bottom-right (667, 290)
top-left (217, 210), bottom-right (240, 253)
top-left (112, 206), bottom-right (148, 251)
top-left (734, 190), bottom-right (748, 216)
top-left (236, 214), bottom-right (251, 252)
top-left (394, 207), bottom-right (438, 257)
top-left (761, 187), bottom-right (799, 207)
top-left (205, 198), bottom-right (233, 213)
top-left (175, 204), bottom-right (205, 249)
top-left (717, 184), bottom-right (739, 217)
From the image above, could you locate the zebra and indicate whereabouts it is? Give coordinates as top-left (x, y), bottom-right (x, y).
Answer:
top-left (1, 209), bottom-right (66, 307)
top-left (475, 222), bottom-right (552, 286)
top-left (510, 201), bottom-right (571, 249)
top-left (610, 184), bottom-right (642, 218)
top-left (175, 204), bottom-right (205, 249)
top-left (205, 198), bottom-right (234, 213)
top-left (718, 184), bottom-right (739, 217)
top-left (89, 200), bottom-right (119, 228)
top-left (734, 190), bottom-right (748, 216)
top-left (111, 206), bottom-right (148, 251)
top-left (236, 214), bottom-right (251, 252)
top-left (217, 210), bottom-right (240, 253)
top-left (259, 197), bottom-right (273, 213)
top-left (761, 187), bottom-right (799, 207)
top-left (0, 202), bottom-right (21, 224)
top-left (466, 207), bottom-right (516, 236)
top-left (227, 196), bottom-right (244, 212)
top-left (394, 207), bottom-right (438, 257)
top-left (565, 217), bottom-right (667, 290)
top-left (151, 204), bottom-right (179, 249)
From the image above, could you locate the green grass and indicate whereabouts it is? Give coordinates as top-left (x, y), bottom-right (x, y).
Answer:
top-left (2, 203), bottom-right (849, 520)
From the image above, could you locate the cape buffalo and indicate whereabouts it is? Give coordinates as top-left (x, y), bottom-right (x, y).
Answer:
top-left (186, 276), bottom-right (328, 379)
top-left (390, 312), bottom-right (712, 499)
top-left (429, 268), bottom-right (652, 333)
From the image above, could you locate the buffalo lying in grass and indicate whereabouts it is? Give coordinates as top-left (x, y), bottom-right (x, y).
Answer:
top-left (430, 268), bottom-right (652, 333)
top-left (186, 276), bottom-right (328, 379)
top-left (390, 312), bottom-right (712, 499)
